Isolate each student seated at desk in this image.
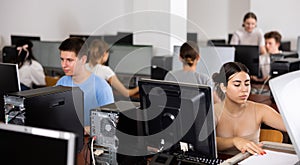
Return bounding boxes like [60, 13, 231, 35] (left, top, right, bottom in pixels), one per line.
[164, 41, 221, 103]
[85, 39, 139, 97]
[56, 37, 114, 134]
[230, 12, 267, 55]
[253, 31, 283, 82]
[15, 39, 46, 90]
[212, 62, 286, 155]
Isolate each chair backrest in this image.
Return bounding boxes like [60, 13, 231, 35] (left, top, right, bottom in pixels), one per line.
[260, 129, 283, 143]
[45, 76, 59, 86]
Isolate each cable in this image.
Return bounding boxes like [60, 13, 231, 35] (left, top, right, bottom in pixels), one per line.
[258, 76, 271, 95]
[91, 136, 96, 165]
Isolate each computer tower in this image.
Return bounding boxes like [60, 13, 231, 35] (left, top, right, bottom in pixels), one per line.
[271, 58, 300, 78]
[151, 56, 173, 80]
[90, 101, 146, 164]
[4, 86, 84, 152]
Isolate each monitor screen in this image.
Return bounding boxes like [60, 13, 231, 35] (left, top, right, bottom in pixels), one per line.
[2, 46, 18, 63]
[139, 79, 217, 158]
[0, 123, 76, 165]
[233, 45, 260, 77]
[0, 63, 20, 121]
[5, 86, 84, 152]
[11, 35, 40, 46]
[214, 44, 260, 77]
[31, 41, 64, 76]
[108, 45, 153, 76]
[187, 33, 198, 43]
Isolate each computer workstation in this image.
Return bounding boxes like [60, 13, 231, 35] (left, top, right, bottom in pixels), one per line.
[90, 78, 223, 164]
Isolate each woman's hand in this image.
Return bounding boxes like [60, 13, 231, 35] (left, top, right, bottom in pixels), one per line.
[233, 137, 266, 155]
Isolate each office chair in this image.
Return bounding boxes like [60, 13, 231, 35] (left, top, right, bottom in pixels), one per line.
[45, 76, 60, 86]
[260, 129, 283, 143]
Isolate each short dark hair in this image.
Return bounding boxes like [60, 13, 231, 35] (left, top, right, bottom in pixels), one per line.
[59, 37, 88, 58]
[212, 62, 250, 100]
[264, 31, 282, 44]
[179, 41, 199, 67]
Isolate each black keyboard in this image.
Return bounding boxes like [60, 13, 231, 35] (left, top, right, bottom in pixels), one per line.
[173, 152, 224, 165]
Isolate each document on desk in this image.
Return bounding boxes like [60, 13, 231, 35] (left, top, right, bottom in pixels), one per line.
[238, 149, 299, 165]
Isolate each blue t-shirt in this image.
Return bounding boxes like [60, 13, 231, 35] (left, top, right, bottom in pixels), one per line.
[56, 73, 114, 126]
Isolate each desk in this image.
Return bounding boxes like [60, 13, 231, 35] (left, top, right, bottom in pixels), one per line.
[77, 136, 90, 165]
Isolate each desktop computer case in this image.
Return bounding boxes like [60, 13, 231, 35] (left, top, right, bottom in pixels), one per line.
[271, 58, 300, 78]
[4, 86, 84, 151]
[90, 101, 142, 165]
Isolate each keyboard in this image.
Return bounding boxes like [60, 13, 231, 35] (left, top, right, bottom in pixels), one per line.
[173, 152, 224, 165]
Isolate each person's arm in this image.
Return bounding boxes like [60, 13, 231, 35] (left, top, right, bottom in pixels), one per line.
[230, 32, 239, 45]
[30, 61, 46, 86]
[217, 136, 265, 155]
[258, 103, 286, 132]
[109, 75, 139, 97]
[259, 45, 267, 55]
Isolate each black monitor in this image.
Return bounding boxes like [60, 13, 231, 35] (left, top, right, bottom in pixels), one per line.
[139, 79, 217, 158]
[187, 33, 198, 43]
[214, 44, 260, 77]
[117, 32, 133, 45]
[11, 35, 40, 46]
[2, 46, 18, 63]
[69, 34, 103, 47]
[0, 123, 76, 165]
[0, 63, 20, 121]
[5, 86, 84, 152]
[233, 45, 260, 77]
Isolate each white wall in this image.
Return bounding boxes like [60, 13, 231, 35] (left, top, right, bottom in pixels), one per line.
[251, 0, 300, 50]
[1, 0, 300, 50]
[0, 0, 132, 48]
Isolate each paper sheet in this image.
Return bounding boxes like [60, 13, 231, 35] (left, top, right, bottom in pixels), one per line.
[238, 149, 299, 165]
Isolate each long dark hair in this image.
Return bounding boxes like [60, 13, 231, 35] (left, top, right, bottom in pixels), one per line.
[212, 62, 250, 100]
[16, 39, 36, 68]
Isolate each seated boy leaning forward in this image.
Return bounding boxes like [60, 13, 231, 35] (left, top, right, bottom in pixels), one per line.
[56, 37, 114, 134]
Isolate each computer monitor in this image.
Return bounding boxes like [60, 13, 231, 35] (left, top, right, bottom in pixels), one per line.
[2, 46, 18, 63]
[0, 123, 76, 165]
[117, 32, 133, 45]
[214, 45, 260, 77]
[31, 40, 64, 76]
[69, 34, 103, 47]
[108, 45, 153, 76]
[269, 70, 300, 162]
[233, 45, 260, 77]
[187, 33, 198, 43]
[5, 86, 84, 152]
[172, 45, 235, 77]
[139, 79, 217, 158]
[11, 35, 40, 46]
[0, 63, 20, 121]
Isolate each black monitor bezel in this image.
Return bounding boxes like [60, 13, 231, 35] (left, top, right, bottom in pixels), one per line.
[138, 78, 217, 158]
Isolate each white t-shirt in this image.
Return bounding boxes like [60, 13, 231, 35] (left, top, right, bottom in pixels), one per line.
[19, 60, 46, 88]
[85, 63, 115, 81]
[230, 27, 265, 46]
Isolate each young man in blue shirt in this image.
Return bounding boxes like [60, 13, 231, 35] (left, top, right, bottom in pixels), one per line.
[56, 37, 114, 133]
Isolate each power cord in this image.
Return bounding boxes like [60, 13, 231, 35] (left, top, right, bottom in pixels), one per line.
[258, 76, 271, 95]
[91, 136, 96, 165]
